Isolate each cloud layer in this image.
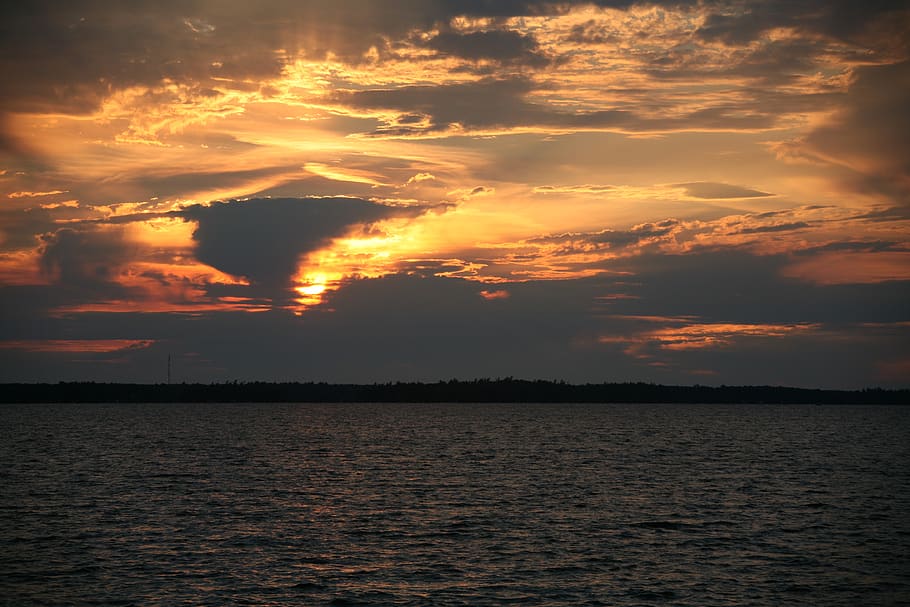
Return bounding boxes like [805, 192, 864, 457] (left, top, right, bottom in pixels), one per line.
[1, 0, 908, 387]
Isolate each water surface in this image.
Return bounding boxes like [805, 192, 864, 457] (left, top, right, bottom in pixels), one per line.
[2, 403, 908, 605]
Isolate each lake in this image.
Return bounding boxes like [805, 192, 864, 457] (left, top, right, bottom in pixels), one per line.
[1, 402, 908, 606]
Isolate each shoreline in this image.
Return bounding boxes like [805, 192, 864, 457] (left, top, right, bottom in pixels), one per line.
[2, 380, 907, 405]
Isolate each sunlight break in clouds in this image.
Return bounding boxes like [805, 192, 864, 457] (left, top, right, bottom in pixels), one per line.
[0, 1, 908, 386]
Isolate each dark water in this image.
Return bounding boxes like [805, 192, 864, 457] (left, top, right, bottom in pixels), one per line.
[1, 403, 909, 606]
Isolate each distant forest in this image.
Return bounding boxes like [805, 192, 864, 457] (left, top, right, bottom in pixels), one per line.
[1, 379, 907, 404]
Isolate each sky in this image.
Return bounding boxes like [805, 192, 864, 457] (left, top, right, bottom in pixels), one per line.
[1, 1, 908, 388]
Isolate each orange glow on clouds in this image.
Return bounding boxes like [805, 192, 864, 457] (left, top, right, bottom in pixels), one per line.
[643, 323, 819, 351]
[8, 190, 66, 198]
[303, 163, 389, 187]
[601, 320, 820, 360]
[291, 231, 406, 309]
[479, 289, 510, 300]
[782, 252, 910, 285]
[294, 272, 336, 308]
[0, 340, 154, 353]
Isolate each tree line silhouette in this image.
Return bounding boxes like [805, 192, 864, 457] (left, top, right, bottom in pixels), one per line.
[1, 379, 907, 404]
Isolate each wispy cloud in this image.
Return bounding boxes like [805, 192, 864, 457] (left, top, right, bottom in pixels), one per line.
[8, 190, 67, 198]
[0, 339, 153, 353]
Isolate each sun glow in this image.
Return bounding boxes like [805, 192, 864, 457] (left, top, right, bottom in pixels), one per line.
[290, 224, 430, 309]
[296, 278, 328, 297]
[293, 271, 339, 309]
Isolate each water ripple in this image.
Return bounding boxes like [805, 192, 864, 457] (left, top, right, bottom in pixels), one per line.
[1, 402, 909, 606]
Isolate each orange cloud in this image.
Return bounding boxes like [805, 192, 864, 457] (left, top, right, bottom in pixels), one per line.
[0, 339, 154, 353]
[782, 251, 910, 285]
[40, 200, 80, 210]
[0, 250, 47, 285]
[304, 163, 390, 186]
[8, 190, 67, 198]
[644, 323, 818, 350]
[601, 320, 820, 358]
[479, 289, 510, 300]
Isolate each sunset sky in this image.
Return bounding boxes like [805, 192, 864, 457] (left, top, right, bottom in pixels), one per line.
[1, 1, 908, 387]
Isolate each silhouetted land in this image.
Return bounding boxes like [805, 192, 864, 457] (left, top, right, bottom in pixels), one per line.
[1, 380, 907, 404]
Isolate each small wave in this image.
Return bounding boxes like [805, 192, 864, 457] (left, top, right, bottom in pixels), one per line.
[290, 580, 324, 591]
[629, 520, 692, 530]
[328, 596, 386, 607]
[626, 588, 678, 600]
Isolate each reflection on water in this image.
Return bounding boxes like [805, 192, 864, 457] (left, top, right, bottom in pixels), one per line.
[1, 403, 909, 606]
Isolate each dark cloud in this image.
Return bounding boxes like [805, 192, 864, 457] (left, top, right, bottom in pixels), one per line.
[181, 197, 429, 292]
[795, 240, 905, 255]
[1, 0, 574, 116]
[531, 219, 681, 253]
[801, 61, 910, 206]
[677, 182, 773, 199]
[734, 222, 809, 235]
[14, 195, 438, 304]
[335, 78, 539, 134]
[609, 250, 910, 325]
[39, 227, 130, 288]
[0, 206, 61, 252]
[697, 0, 909, 46]
[33, 227, 141, 307]
[730, 40, 835, 85]
[569, 4, 907, 91]
[0, 2, 406, 120]
[567, 20, 620, 45]
[127, 165, 301, 203]
[335, 77, 775, 136]
[421, 29, 552, 67]
[2, 259, 908, 387]
[853, 206, 910, 223]
[1, 2, 268, 114]
[2, 0, 903, 118]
